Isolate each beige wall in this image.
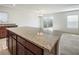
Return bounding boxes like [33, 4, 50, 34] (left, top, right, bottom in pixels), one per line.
[0, 5, 62, 27]
[0, 5, 41, 27]
[0, 4, 77, 28]
[0, 5, 50, 27]
[0, 5, 79, 34]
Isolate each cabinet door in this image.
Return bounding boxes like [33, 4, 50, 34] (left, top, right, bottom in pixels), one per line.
[17, 42, 26, 55]
[7, 31, 17, 55]
[17, 42, 33, 55]
[0, 28, 6, 38]
[6, 30, 9, 53]
[8, 36, 13, 54]
[12, 39, 16, 55]
[6, 31, 9, 50]
[17, 36, 43, 55]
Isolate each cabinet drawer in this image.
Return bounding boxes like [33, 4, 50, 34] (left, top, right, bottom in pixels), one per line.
[17, 36, 43, 55]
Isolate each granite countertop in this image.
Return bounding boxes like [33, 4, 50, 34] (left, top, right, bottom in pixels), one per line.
[0, 24, 17, 27]
[7, 27, 62, 52]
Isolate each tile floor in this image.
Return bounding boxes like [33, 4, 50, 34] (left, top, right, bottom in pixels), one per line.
[0, 38, 10, 55]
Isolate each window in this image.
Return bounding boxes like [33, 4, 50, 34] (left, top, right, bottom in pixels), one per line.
[43, 17, 53, 28]
[67, 15, 78, 29]
[0, 12, 8, 23]
[43, 16, 53, 28]
[39, 16, 53, 32]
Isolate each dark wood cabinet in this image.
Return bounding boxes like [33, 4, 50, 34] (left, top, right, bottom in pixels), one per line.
[17, 36, 43, 55]
[17, 42, 33, 55]
[12, 38, 16, 55]
[8, 36, 13, 54]
[0, 24, 17, 38]
[17, 42, 25, 55]
[7, 31, 43, 55]
[0, 27, 7, 38]
[7, 31, 17, 54]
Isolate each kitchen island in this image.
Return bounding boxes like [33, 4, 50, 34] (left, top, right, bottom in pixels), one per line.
[7, 27, 62, 55]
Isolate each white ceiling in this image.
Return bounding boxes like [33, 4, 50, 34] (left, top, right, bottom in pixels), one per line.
[0, 4, 79, 14]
